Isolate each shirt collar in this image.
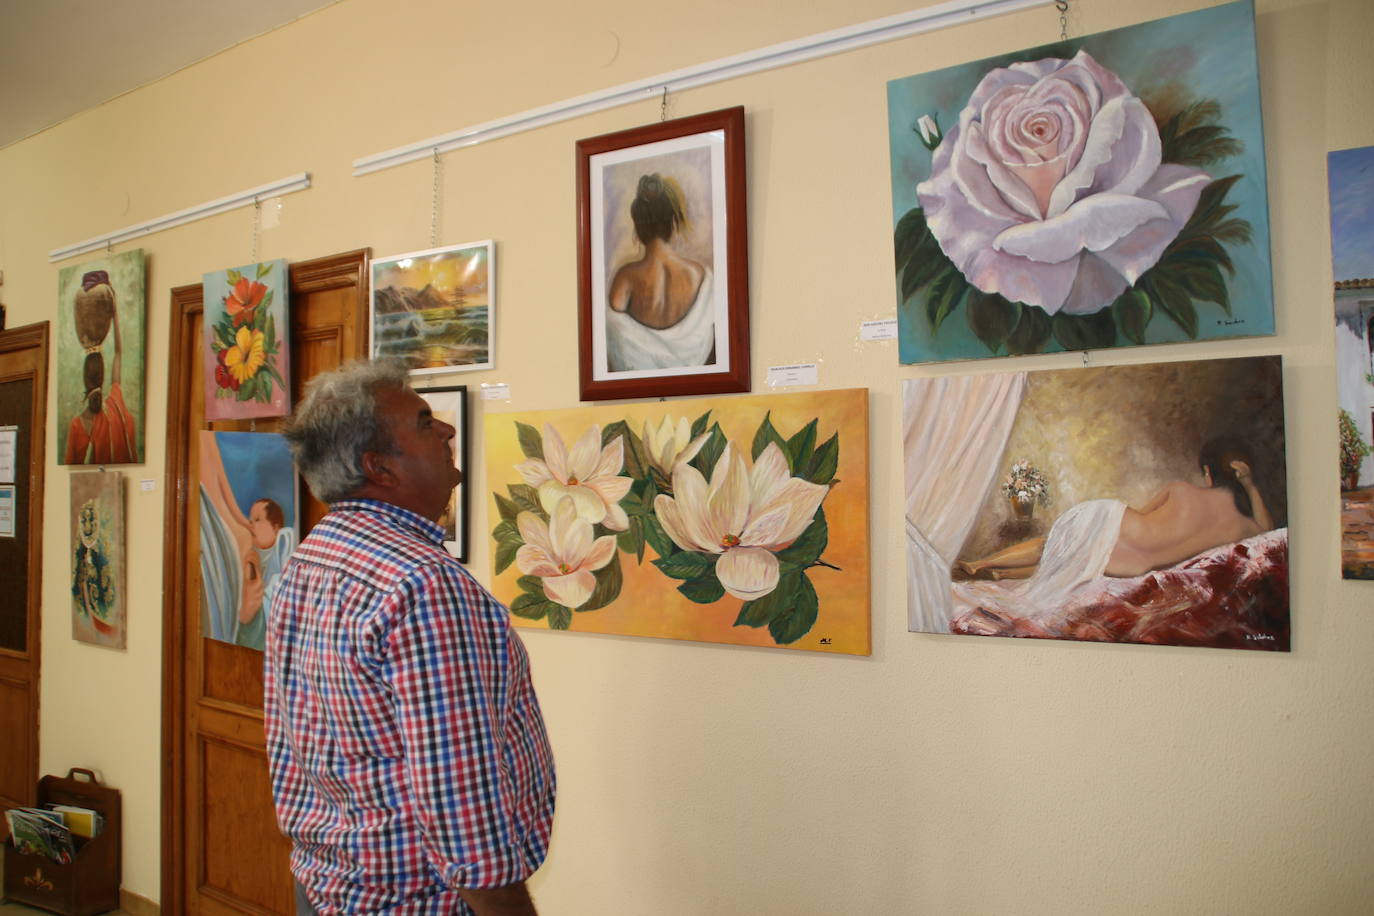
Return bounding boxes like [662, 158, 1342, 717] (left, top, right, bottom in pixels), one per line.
[329, 499, 446, 546]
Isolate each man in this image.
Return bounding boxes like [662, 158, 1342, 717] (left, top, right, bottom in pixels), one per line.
[265, 359, 555, 915]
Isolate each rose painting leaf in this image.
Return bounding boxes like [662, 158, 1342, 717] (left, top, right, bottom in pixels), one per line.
[888, 0, 1273, 363]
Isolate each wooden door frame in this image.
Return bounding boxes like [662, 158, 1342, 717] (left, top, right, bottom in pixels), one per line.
[0, 321, 49, 815]
[160, 251, 368, 913]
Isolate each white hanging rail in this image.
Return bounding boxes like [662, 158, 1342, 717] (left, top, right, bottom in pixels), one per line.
[352, 0, 1050, 177]
[48, 172, 312, 263]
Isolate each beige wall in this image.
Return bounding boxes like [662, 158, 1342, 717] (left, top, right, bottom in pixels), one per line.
[2, 0, 1372, 911]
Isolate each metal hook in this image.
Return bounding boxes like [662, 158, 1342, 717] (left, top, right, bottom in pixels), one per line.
[1082, 351, 1090, 368]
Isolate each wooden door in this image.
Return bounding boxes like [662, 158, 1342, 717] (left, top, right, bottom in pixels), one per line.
[160, 251, 367, 914]
[0, 323, 47, 823]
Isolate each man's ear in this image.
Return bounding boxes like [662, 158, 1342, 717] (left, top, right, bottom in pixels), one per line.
[360, 450, 397, 488]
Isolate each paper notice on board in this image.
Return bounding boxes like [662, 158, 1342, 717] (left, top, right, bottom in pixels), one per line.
[0, 485, 14, 537]
[0, 426, 16, 484]
[766, 363, 819, 388]
[859, 319, 898, 341]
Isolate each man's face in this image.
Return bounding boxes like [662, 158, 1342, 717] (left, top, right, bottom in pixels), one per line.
[373, 386, 461, 521]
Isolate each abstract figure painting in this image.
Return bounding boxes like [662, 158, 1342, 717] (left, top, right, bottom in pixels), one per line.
[57, 249, 145, 465]
[888, 0, 1274, 363]
[904, 355, 1289, 651]
[203, 258, 290, 420]
[486, 389, 869, 653]
[415, 384, 469, 562]
[577, 107, 749, 400]
[1328, 145, 1374, 579]
[199, 431, 298, 650]
[370, 242, 493, 374]
[70, 471, 125, 649]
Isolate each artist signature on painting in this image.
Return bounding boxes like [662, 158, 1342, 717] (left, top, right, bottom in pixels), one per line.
[1216, 318, 1247, 327]
[1246, 633, 1276, 641]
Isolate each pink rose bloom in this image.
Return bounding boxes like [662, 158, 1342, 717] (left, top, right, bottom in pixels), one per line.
[917, 51, 1211, 316]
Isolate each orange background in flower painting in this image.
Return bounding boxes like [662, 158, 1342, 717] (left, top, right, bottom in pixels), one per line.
[484, 388, 870, 654]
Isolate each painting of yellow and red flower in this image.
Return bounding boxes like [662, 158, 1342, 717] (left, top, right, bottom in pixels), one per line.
[888, 0, 1273, 363]
[202, 258, 290, 420]
[486, 389, 870, 654]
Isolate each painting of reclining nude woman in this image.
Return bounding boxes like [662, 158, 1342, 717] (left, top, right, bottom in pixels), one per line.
[903, 355, 1288, 651]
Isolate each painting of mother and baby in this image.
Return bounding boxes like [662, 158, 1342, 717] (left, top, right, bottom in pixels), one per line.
[904, 356, 1289, 651]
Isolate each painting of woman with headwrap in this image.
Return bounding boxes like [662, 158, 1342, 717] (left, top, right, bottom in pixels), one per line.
[57, 249, 146, 465]
[577, 107, 750, 401]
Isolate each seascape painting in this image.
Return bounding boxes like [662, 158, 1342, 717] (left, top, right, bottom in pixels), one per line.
[57, 248, 146, 465]
[888, 0, 1274, 364]
[486, 388, 869, 654]
[370, 241, 493, 373]
[70, 471, 125, 648]
[1328, 145, 1374, 579]
[203, 258, 290, 420]
[904, 355, 1289, 650]
[199, 431, 298, 651]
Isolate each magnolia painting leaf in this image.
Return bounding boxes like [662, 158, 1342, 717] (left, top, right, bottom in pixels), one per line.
[678, 575, 725, 604]
[785, 419, 818, 476]
[546, 605, 573, 630]
[734, 570, 802, 628]
[515, 422, 544, 460]
[768, 572, 819, 645]
[751, 412, 787, 461]
[509, 593, 554, 621]
[581, 553, 623, 611]
[652, 550, 715, 581]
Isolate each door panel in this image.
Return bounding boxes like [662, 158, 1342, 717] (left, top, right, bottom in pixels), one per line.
[0, 323, 48, 822]
[161, 251, 368, 914]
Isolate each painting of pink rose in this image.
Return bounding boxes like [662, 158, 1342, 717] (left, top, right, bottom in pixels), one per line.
[888, 0, 1273, 362]
[486, 389, 870, 654]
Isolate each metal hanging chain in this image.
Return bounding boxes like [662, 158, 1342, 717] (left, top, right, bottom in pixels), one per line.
[661, 85, 669, 121]
[251, 196, 261, 263]
[1057, 0, 1069, 41]
[431, 148, 442, 249]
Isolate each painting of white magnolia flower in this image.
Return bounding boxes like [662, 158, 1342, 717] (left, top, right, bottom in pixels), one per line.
[486, 389, 870, 654]
[887, 0, 1273, 363]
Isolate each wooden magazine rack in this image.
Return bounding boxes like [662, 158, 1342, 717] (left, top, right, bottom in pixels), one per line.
[3, 768, 121, 916]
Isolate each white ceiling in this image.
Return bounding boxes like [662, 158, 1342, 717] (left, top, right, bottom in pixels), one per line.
[0, 0, 340, 150]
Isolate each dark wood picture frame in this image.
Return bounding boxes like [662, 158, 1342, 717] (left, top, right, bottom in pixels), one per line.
[413, 383, 470, 562]
[577, 106, 749, 401]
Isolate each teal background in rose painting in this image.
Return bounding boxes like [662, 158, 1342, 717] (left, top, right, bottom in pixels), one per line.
[887, 0, 1274, 364]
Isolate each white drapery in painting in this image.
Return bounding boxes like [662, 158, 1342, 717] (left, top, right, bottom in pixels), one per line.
[903, 372, 1026, 633]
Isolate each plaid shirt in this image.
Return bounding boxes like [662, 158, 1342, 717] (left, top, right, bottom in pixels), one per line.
[264, 499, 556, 914]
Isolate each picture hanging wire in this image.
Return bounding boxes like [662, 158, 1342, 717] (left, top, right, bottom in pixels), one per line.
[431, 148, 442, 248]
[660, 86, 669, 121]
[251, 196, 261, 263]
[1082, 350, 1090, 367]
[1056, 0, 1069, 41]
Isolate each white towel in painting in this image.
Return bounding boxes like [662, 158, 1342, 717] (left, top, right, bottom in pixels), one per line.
[606, 268, 715, 371]
[954, 498, 1127, 621]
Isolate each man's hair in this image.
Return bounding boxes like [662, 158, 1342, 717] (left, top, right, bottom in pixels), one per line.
[282, 358, 410, 504]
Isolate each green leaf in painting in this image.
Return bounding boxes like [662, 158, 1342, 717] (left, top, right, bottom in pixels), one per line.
[494, 493, 519, 523]
[678, 575, 726, 604]
[517, 575, 548, 599]
[966, 290, 1020, 354]
[1113, 288, 1153, 346]
[1144, 272, 1199, 338]
[263, 355, 286, 389]
[785, 419, 818, 476]
[768, 572, 819, 645]
[616, 516, 646, 564]
[492, 518, 520, 545]
[259, 287, 275, 313]
[751, 412, 787, 461]
[515, 422, 544, 460]
[641, 514, 678, 560]
[690, 424, 727, 479]
[774, 509, 828, 568]
[509, 593, 553, 621]
[734, 570, 802, 628]
[547, 605, 573, 630]
[893, 208, 929, 279]
[581, 552, 623, 611]
[494, 538, 520, 575]
[507, 483, 542, 516]
[226, 268, 243, 285]
[925, 266, 969, 331]
[652, 550, 715, 581]
[256, 262, 272, 279]
[1178, 259, 1230, 314]
[1051, 309, 1118, 351]
[689, 410, 712, 439]
[1005, 304, 1053, 355]
[802, 434, 839, 485]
